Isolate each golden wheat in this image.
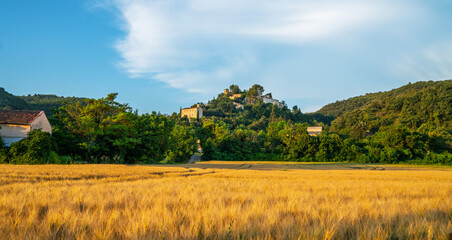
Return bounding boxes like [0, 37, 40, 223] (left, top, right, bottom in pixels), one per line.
[0, 163, 451, 239]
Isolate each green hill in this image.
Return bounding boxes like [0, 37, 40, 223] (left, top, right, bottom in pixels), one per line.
[0, 88, 87, 116]
[0, 88, 31, 110]
[18, 94, 87, 115]
[316, 92, 384, 118]
[325, 80, 452, 138]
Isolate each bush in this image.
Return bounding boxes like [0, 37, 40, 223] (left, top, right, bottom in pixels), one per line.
[0, 147, 9, 163]
[422, 152, 452, 165]
[9, 130, 55, 164]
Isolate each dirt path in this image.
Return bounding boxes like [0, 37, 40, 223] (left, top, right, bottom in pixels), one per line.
[164, 161, 451, 171]
[188, 154, 201, 164]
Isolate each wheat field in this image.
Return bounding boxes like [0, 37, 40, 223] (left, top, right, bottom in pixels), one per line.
[0, 163, 451, 239]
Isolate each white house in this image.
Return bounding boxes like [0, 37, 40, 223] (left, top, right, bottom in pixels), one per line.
[0, 110, 52, 146]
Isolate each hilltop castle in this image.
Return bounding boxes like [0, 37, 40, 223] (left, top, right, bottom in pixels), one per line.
[225, 88, 284, 108]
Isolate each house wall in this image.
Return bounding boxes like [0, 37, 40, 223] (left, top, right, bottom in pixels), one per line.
[262, 98, 283, 108]
[197, 107, 203, 118]
[262, 97, 273, 104]
[181, 108, 196, 119]
[181, 107, 203, 119]
[229, 94, 242, 100]
[0, 124, 30, 146]
[307, 127, 322, 136]
[0, 124, 30, 138]
[30, 113, 52, 134]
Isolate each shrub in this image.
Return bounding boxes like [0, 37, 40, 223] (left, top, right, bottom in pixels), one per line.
[9, 130, 55, 164]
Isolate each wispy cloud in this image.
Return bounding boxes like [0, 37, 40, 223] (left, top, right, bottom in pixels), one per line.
[395, 42, 452, 81]
[154, 52, 256, 94]
[103, 0, 418, 94]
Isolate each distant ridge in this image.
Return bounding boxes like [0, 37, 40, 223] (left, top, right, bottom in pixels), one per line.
[0, 88, 87, 116]
[315, 91, 384, 118]
[18, 94, 87, 115]
[0, 87, 31, 110]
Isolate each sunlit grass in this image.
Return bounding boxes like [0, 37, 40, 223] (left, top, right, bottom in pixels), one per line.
[0, 164, 451, 239]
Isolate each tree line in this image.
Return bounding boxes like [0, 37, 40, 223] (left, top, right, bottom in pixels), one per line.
[0, 87, 87, 115]
[0, 81, 451, 164]
[196, 119, 450, 164]
[0, 93, 196, 164]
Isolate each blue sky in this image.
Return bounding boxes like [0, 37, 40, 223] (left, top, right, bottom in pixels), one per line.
[1, 0, 452, 114]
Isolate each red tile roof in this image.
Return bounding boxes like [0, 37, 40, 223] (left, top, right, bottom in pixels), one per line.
[0, 110, 44, 125]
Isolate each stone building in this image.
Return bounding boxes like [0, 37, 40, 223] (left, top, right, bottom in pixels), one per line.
[229, 94, 242, 100]
[262, 94, 284, 108]
[180, 105, 203, 119]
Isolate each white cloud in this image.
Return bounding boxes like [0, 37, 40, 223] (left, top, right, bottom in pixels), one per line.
[154, 52, 256, 94]
[395, 42, 452, 81]
[235, 2, 397, 43]
[104, 0, 417, 93]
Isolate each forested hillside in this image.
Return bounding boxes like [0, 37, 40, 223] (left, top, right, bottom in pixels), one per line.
[0, 88, 86, 115]
[18, 94, 87, 115]
[328, 80, 452, 139]
[316, 92, 383, 117]
[0, 88, 30, 110]
[186, 82, 450, 164]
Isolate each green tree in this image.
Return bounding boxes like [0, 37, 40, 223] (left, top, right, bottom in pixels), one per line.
[229, 84, 241, 94]
[246, 84, 264, 102]
[164, 125, 196, 163]
[0, 128, 8, 163]
[315, 133, 344, 162]
[136, 112, 174, 163]
[52, 93, 137, 163]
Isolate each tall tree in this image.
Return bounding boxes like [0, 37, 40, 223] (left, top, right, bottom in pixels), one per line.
[229, 84, 241, 94]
